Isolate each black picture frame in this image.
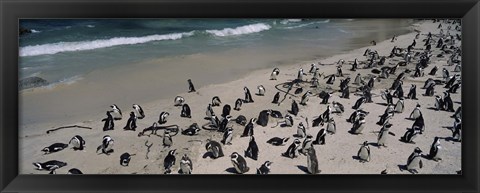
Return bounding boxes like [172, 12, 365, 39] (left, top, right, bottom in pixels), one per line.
[1, 0, 479, 192]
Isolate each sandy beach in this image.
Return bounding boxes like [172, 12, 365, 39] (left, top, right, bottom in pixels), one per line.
[19, 19, 461, 174]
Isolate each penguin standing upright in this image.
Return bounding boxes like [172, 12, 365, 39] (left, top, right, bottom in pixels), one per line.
[350, 116, 366, 134]
[222, 104, 231, 117]
[300, 91, 313, 106]
[407, 84, 417, 100]
[443, 92, 455, 112]
[354, 73, 362, 85]
[110, 104, 122, 120]
[231, 152, 249, 174]
[241, 118, 256, 137]
[434, 95, 444, 111]
[257, 85, 266, 96]
[179, 154, 193, 174]
[102, 111, 115, 131]
[132, 104, 145, 119]
[181, 104, 192, 118]
[377, 124, 392, 148]
[296, 122, 306, 138]
[297, 68, 306, 82]
[291, 99, 299, 116]
[96, 135, 114, 155]
[187, 79, 196, 92]
[222, 127, 234, 145]
[352, 97, 367, 109]
[245, 136, 259, 160]
[325, 74, 336, 85]
[270, 68, 280, 80]
[163, 130, 173, 147]
[300, 135, 314, 154]
[357, 141, 371, 163]
[309, 63, 317, 73]
[429, 66, 438, 76]
[326, 118, 336, 134]
[313, 128, 327, 145]
[205, 139, 224, 159]
[341, 85, 350, 99]
[395, 98, 405, 113]
[409, 104, 422, 119]
[212, 96, 222, 107]
[234, 98, 243, 111]
[412, 114, 426, 134]
[427, 137, 442, 161]
[164, 149, 177, 174]
[244, 87, 254, 103]
[272, 92, 280, 104]
[256, 110, 270, 127]
[123, 112, 137, 131]
[306, 148, 320, 174]
[405, 147, 423, 174]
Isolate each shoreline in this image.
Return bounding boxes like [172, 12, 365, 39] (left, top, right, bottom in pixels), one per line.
[20, 19, 462, 174]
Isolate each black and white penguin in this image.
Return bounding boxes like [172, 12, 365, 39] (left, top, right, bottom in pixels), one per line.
[313, 128, 326, 145]
[350, 116, 366, 134]
[245, 136, 259, 160]
[212, 96, 222, 107]
[181, 104, 192, 118]
[179, 154, 193, 174]
[325, 74, 336, 85]
[445, 74, 459, 88]
[347, 109, 369, 123]
[269, 109, 283, 119]
[235, 115, 247, 126]
[270, 68, 280, 80]
[256, 110, 270, 127]
[405, 147, 423, 174]
[296, 122, 306, 138]
[337, 65, 343, 77]
[297, 68, 307, 82]
[429, 66, 438, 76]
[33, 160, 67, 171]
[181, 123, 201, 136]
[309, 63, 317, 73]
[291, 99, 299, 116]
[282, 139, 301, 158]
[395, 98, 405, 113]
[434, 95, 444, 111]
[357, 141, 371, 163]
[163, 130, 173, 147]
[174, 96, 185, 106]
[158, 111, 170, 124]
[300, 90, 313, 106]
[102, 111, 115, 131]
[272, 92, 280, 104]
[218, 115, 232, 133]
[222, 104, 231, 118]
[448, 82, 460, 93]
[257, 85, 266, 96]
[69, 135, 86, 150]
[409, 104, 422, 119]
[257, 161, 273, 174]
[319, 91, 332, 104]
[394, 84, 404, 98]
[120, 152, 134, 166]
[234, 98, 243, 111]
[244, 87, 254, 103]
[341, 85, 350, 99]
[164, 149, 177, 174]
[454, 63, 461, 72]
[354, 73, 362, 85]
[187, 79, 196, 92]
[427, 137, 442, 161]
[443, 92, 455, 112]
[133, 104, 145, 119]
[442, 68, 450, 82]
[96, 135, 114, 155]
[267, 137, 289, 146]
[452, 117, 462, 142]
[326, 118, 336, 134]
[222, 127, 234, 145]
[240, 118, 257, 137]
[109, 104, 122, 120]
[231, 152, 249, 174]
[206, 104, 215, 118]
[400, 128, 420, 144]
[42, 143, 68, 154]
[407, 84, 417, 100]
[123, 112, 137, 131]
[205, 139, 224, 159]
[377, 111, 394, 126]
[352, 97, 367, 109]
[68, 168, 83, 174]
[367, 77, 376, 89]
[351, 58, 358, 71]
[377, 123, 393, 148]
[306, 148, 320, 174]
[412, 114, 425, 134]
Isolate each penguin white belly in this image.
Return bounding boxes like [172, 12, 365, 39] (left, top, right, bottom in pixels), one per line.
[71, 139, 80, 148]
[359, 147, 369, 161]
[233, 161, 242, 173]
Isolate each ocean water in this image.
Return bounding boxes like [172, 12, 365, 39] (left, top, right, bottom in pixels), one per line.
[19, 19, 414, 86]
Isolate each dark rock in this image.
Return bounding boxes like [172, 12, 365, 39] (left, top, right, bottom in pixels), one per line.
[19, 27, 32, 36]
[19, 77, 49, 90]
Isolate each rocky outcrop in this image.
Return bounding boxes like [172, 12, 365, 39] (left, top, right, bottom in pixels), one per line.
[19, 27, 32, 36]
[19, 77, 49, 90]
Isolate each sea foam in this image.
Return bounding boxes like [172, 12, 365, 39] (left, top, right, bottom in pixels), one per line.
[206, 23, 271, 37]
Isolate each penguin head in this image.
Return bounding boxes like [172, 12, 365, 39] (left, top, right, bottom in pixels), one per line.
[414, 147, 422, 153]
[168, 149, 177, 156]
[41, 147, 50, 154]
[33, 162, 43, 170]
[249, 135, 256, 142]
[251, 118, 257, 124]
[230, 152, 239, 159]
[294, 139, 301, 145]
[264, 161, 273, 168]
[363, 141, 369, 146]
[282, 137, 290, 143]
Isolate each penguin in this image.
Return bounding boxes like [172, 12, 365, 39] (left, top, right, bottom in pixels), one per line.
[405, 147, 423, 174]
[291, 99, 299, 116]
[272, 92, 280, 104]
[102, 111, 115, 131]
[282, 114, 294, 127]
[222, 104, 231, 118]
[96, 135, 114, 155]
[434, 95, 444, 111]
[120, 152, 133, 166]
[244, 87, 254, 103]
[443, 92, 455, 112]
[442, 68, 450, 81]
[240, 118, 257, 137]
[448, 82, 460, 93]
[212, 96, 222, 107]
[67, 168, 83, 174]
[300, 90, 313, 106]
[187, 79, 196, 92]
[357, 141, 371, 163]
[407, 84, 417, 100]
[297, 68, 306, 82]
[163, 130, 173, 147]
[341, 85, 350, 99]
[452, 118, 462, 142]
[429, 66, 438, 76]
[181, 123, 201, 136]
[347, 109, 369, 123]
[179, 154, 193, 174]
[268, 109, 283, 119]
[454, 63, 461, 72]
[174, 96, 185, 106]
[331, 101, 343, 113]
[337, 65, 344, 77]
[245, 136, 259, 160]
[351, 58, 358, 71]
[296, 122, 306, 138]
[313, 128, 326, 145]
[205, 139, 224, 159]
[234, 98, 243, 111]
[218, 115, 232, 133]
[257, 85, 266, 96]
[282, 139, 301, 158]
[69, 135, 86, 150]
[451, 106, 462, 119]
[427, 137, 442, 161]
[306, 148, 320, 174]
[423, 78, 435, 89]
[309, 63, 317, 73]
[267, 137, 289, 146]
[164, 149, 177, 174]
[42, 143, 69, 154]
[384, 90, 393, 105]
[350, 116, 366, 134]
[377, 123, 392, 148]
[256, 110, 270, 127]
[445, 74, 458, 88]
[181, 104, 192, 118]
[326, 118, 336, 134]
[109, 104, 122, 120]
[132, 104, 145, 119]
[325, 74, 336, 85]
[270, 68, 280, 80]
[409, 104, 422, 119]
[400, 128, 420, 144]
[352, 97, 366, 109]
[257, 161, 273, 174]
[367, 77, 376, 88]
[206, 104, 215, 118]
[158, 111, 170, 124]
[319, 91, 332, 104]
[354, 73, 362, 85]
[412, 114, 425, 134]
[231, 152, 249, 174]
[33, 160, 67, 171]
[395, 98, 405, 113]
[377, 111, 394, 126]
[123, 112, 137, 131]
[235, 115, 247, 126]
[221, 127, 234, 145]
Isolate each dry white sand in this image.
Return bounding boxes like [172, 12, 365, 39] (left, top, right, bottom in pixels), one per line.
[20, 20, 461, 174]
